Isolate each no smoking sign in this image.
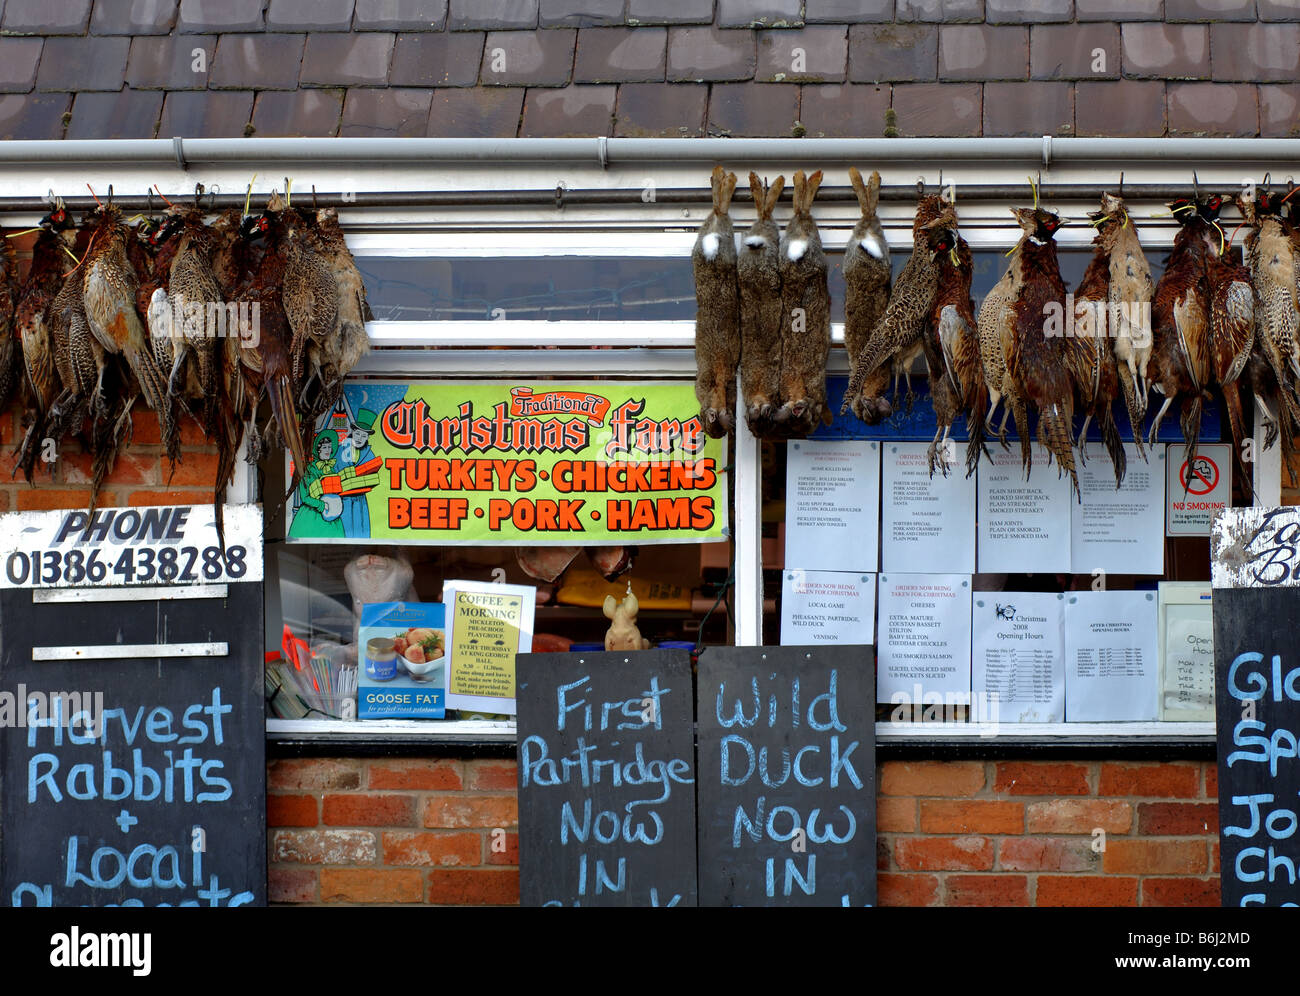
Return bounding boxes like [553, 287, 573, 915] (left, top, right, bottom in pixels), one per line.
[1166, 444, 1230, 536]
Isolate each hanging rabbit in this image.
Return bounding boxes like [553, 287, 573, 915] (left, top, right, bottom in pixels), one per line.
[692, 166, 740, 439]
[776, 169, 832, 437]
[738, 172, 785, 438]
[842, 167, 894, 426]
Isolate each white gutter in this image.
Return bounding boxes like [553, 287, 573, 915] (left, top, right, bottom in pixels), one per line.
[0, 137, 1296, 168]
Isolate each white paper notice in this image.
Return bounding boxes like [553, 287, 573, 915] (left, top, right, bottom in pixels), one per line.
[1072, 444, 1165, 575]
[780, 570, 876, 646]
[785, 439, 881, 572]
[876, 573, 972, 704]
[1159, 583, 1214, 721]
[881, 442, 976, 573]
[971, 591, 1065, 723]
[977, 443, 1072, 574]
[1063, 590, 1159, 721]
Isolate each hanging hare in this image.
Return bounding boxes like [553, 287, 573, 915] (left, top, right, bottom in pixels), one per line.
[738, 172, 785, 437]
[692, 165, 740, 438]
[843, 167, 894, 425]
[776, 169, 832, 436]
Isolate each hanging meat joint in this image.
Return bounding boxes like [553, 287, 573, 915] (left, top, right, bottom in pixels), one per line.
[692, 166, 740, 439]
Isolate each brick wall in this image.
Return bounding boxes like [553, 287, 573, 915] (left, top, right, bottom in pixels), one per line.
[266, 755, 1220, 906]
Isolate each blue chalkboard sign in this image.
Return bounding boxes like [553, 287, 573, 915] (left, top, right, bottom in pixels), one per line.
[695, 645, 877, 907]
[516, 649, 697, 907]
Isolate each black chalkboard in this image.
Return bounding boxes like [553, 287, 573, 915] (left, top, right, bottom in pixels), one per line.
[1, 584, 266, 907]
[516, 649, 697, 907]
[1213, 587, 1300, 907]
[696, 645, 876, 907]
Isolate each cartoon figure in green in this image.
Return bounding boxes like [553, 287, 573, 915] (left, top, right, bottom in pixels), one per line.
[288, 431, 346, 539]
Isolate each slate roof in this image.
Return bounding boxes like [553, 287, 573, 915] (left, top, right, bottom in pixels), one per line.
[0, 0, 1296, 141]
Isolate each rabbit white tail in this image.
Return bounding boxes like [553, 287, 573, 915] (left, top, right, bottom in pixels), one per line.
[860, 234, 885, 259]
[745, 234, 768, 249]
[786, 239, 807, 261]
[701, 233, 720, 259]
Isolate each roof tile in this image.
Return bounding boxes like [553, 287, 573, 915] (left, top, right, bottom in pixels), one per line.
[1259, 0, 1300, 20]
[756, 26, 847, 83]
[66, 88, 163, 138]
[985, 0, 1072, 22]
[211, 33, 305, 90]
[481, 28, 575, 85]
[848, 24, 938, 83]
[1167, 81, 1258, 136]
[717, 0, 803, 28]
[667, 26, 756, 82]
[1032, 22, 1119, 79]
[575, 27, 666, 83]
[448, 0, 538, 30]
[353, 0, 448, 29]
[158, 88, 254, 135]
[521, 83, 614, 135]
[252, 88, 344, 135]
[1075, 79, 1166, 136]
[891, 81, 982, 135]
[36, 36, 132, 91]
[539, 0, 623, 28]
[1212, 22, 1300, 81]
[938, 24, 1028, 81]
[177, 0, 266, 32]
[2, 0, 92, 34]
[1259, 83, 1300, 137]
[127, 34, 215, 89]
[805, 0, 892, 21]
[300, 31, 395, 86]
[0, 92, 72, 139]
[391, 30, 483, 86]
[268, 0, 355, 31]
[613, 81, 705, 135]
[1122, 23, 1210, 80]
[894, 0, 984, 22]
[427, 85, 523, 135]
[342, 86, 433, 134]
[1166, 0, 1256, 21]
[626, 0, 711, 25]
[1074, 0, 1161, 18]
[799, 81, 890, 136]
[984, 79, 1072, 135]
[708, 80, 799, 136]
[0, 38, 45, 92]
[90, 0, 180, 35]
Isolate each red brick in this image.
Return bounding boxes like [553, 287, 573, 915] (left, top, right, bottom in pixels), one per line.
[369, 759, 463, 790]
[878, 796, 916, 833]
[878, 872, 938, 907]
[268, 794, 319, 827]
[1211, 839, 1219, 874]
[946, 874, 1029, 906]
[1098, 763, 1199, 798]
[127, 488, 217, 507]
[426, 869, 520, 905]
[59, 448, 160, 486]
[1026, 799, 1132, 834]
[424, 794, 518, 829]
[880, 761, 985, 796]
[320, 868, 424, 903]
[999, 837, 1099, 872]
[894, 836, 994, 871]
[382, 831, 482, 867]
[1103, 839, 1207, 875]
[268, 759, 363, 791]
[272, 829, 377, 865]
[1137, 802, 1217, 835]
[268, 866, 318, 903]
[994, 762, 1091, 796]
[486, 829, 519, 865]
[1204, 763, 1218, 798]
[322, 794, 416, 827]
[16, 487, 112, 511]
[1142, 877, 1220, 907]
[129, 408, 208, 446]
[165, 450, 221, 487]
[920, 800, 1024, 834]
[464, 760, 518, 791]
[1037, 875, 1139, 907]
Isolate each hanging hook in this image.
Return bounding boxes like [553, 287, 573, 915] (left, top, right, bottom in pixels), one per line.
[146, 187, 155, 218]
[915, 176, 925, 197]
[1117, 171, 1124, 199]
[311, 184, 319, 211]
[106, 184, 113, 208]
